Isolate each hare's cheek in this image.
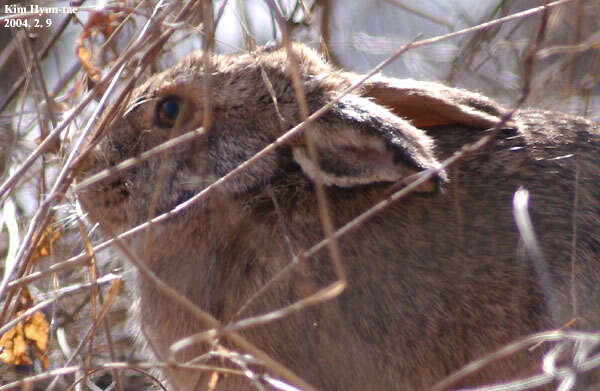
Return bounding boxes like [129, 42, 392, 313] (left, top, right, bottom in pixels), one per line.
[204, 122, 282, 194]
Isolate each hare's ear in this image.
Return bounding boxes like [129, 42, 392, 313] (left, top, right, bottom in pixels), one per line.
[291, 94, 444, 193]
[359, 77, 507, 128]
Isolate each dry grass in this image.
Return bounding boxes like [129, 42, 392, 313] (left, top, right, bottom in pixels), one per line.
[0, 0, 599, 390]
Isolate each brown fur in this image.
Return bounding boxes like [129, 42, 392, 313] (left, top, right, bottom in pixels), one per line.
[77, 43, 600, 390]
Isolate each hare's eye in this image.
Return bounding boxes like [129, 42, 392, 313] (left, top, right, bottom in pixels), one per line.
[156, 98, 180, 128]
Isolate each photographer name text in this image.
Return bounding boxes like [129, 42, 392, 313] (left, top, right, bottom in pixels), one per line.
[4, 4, 78, 16]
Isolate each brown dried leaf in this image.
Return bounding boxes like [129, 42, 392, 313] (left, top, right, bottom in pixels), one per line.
[0, 322, 30, 366]
[33, 221, 61, 261]
[23, 312, 49, 353]
[0, 311, 49, 368]
[15, 287, 34, 312]
[0, 289, 50, 368]
[75, 10, 120, 83]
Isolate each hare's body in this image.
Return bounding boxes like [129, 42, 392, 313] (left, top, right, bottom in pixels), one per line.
[78, 44, 600, 390]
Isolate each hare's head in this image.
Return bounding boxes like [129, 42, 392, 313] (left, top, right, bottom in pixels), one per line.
[77, 43, 506, 230]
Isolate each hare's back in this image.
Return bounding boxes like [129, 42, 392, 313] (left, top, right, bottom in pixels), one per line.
[427, 109, 600, 329]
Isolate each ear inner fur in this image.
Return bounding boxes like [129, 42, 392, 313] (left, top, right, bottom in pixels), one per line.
[358, 77, 509, 129]
[290, 94, 444, 192]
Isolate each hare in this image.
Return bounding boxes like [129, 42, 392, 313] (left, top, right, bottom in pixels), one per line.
[76, 43, 600, 390]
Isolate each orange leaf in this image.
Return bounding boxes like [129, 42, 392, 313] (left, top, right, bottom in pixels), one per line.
[0, 321, 30, 366]
[0, 289, 50, 368]
[23, 312, 49, 352]
[75, 10, 121, 83]
[33, 221, 61, 261]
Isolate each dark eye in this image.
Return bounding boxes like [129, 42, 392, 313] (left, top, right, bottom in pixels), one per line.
[156, 98, 180, 128]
